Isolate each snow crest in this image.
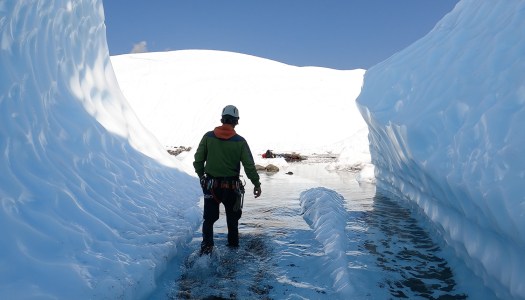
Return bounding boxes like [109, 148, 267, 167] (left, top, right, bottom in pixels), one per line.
[300, 188, 353, 297]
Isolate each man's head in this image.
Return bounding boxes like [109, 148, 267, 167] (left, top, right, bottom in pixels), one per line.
[221, 105, 239, 126]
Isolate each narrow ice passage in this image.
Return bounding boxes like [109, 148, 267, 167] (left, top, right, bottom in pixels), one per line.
[148, 161, 477, 299]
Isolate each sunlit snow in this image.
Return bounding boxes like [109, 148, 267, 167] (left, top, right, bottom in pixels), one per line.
[109, 49, 367, 157]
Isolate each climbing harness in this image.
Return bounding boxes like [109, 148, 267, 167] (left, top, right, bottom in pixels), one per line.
[202, 175, 246, 211]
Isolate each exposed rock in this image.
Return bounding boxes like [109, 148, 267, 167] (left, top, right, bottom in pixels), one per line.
[255, 164, 280, 172]
[255, 164, 267, 171]
[166, 146, 192, 156]
[281, 152, 306, 162]
[265, 164, 279, 172]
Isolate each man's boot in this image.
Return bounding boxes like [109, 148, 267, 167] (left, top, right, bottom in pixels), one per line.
[200, 241, 213, 256]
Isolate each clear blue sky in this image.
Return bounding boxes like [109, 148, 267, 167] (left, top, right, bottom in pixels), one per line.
[103, 0, 459, 70]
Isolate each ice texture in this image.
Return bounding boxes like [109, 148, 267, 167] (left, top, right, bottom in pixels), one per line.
[357, 1, 525, 298]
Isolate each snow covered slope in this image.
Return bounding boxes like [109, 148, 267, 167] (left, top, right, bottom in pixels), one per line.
[110, 50, 366, 155]
[357, 1, 525, 299]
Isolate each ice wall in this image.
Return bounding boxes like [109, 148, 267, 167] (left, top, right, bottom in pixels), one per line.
[0, 0, 200, 298]
[357, 1, 525, 299]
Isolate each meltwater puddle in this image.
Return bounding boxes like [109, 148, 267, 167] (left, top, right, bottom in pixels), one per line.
[346, 194, 468, 299]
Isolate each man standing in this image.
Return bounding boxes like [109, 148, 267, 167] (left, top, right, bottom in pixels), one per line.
[193, 105, 262, 255]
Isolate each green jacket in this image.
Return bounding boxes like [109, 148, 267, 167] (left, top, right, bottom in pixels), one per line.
[193, 125, 261, 188]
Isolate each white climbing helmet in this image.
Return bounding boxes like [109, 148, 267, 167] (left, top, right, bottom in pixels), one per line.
[221, 105, 239, 118]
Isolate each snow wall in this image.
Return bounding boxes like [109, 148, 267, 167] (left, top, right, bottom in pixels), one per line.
[356, 1, 525, 299]
[0, 0, 201, 298]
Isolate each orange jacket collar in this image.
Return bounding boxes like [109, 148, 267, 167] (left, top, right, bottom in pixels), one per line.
[213, 124, 236, 139]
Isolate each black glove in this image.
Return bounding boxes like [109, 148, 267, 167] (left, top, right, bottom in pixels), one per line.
[200, 176, 206, 189]
[254, 186, 262, 198]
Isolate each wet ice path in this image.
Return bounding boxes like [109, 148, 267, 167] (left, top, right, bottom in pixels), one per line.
[149, 161, 468, 299]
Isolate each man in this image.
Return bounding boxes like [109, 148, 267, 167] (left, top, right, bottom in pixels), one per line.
[193, 105, 262, 255]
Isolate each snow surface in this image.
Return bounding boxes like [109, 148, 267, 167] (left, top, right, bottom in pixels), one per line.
[110, 49, 367, 157]
[1, 0, 523, 299]
[357, 1, 525, 299]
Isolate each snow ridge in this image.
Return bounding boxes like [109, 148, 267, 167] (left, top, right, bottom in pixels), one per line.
[300, 187, 353, 298]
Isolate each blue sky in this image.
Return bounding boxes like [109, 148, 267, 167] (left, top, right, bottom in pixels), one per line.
[103, 1, 459, 70]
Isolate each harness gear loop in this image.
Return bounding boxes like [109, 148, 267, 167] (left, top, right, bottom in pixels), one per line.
[238, 176, 246, 209]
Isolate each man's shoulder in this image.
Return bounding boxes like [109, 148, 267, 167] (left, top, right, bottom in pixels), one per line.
[205, 131, 246, 142]
[231, 133, 246, 142]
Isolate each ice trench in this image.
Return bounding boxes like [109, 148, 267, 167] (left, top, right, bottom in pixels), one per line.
[0, 0, 512, 299]
[149, 162, 478, 299]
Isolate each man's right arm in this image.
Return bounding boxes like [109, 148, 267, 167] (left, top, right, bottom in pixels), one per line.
[193, 135, 208, 178]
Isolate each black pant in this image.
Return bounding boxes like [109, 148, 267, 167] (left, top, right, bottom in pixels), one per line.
[202, 186, 242, 247]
